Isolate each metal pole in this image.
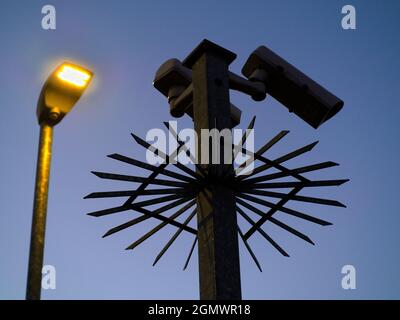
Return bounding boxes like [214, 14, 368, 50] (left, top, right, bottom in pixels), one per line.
[183, 40, 242, 300]
[26, 122, 54, 300]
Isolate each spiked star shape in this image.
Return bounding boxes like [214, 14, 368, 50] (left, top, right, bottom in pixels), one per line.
[85, 117, 348, 271]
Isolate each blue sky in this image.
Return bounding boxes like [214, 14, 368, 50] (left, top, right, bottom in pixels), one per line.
[0, 0, 399, 299]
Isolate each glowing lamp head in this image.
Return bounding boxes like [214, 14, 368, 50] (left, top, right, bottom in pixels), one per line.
[37, 62, 93, 125]
[57, 65, 91, 88]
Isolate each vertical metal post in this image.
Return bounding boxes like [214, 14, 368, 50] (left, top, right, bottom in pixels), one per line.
[26, 123, 54, 300]
[183, 40, 242, 300]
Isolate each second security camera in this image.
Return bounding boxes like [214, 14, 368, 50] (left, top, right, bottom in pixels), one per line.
[242, 46, 344, 129]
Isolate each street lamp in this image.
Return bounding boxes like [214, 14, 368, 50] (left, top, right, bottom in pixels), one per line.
[26, 62, 93, 300]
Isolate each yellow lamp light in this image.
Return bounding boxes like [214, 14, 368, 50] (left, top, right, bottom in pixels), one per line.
[37, 62, 93, 125]
[57, 64, 92, 88]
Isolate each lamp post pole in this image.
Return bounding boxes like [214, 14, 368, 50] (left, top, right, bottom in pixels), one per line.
[26, 120, 55, 300]
[183, 40, 242, 300]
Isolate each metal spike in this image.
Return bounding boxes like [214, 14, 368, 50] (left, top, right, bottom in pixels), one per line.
[241, 188, 308, 239]
[103, 214, 150, 238]
[133, 205, 197, 234]
[237, 225, 262, 272]
[85, 188, 193, 199]
[125, 202, 197, 250]
[243, 179, 349, 189]
[108, 153, 196, 183]
[237, 141, 318, 180]
[140, 195, 195, 216]
[91, 171, 189, 188]
[183, 236, 198, 270]
[236, 205, 289, 257]
[236, 148, 310, 183]
[268, 217, 315, 245]
[236, 198, 265, 217]
[122, 161, 169, 206]
[237, 191, 332, 240]
[232, 116, 256, 160]
[153, 209, 197, 266]
[276, 141, 319, 163]
[284, 211, 332, 226]
[85, 190, 137, 199]
[239, 189, 346, 207]
[131, 133, 202, 180]
[102, 198, 196, 237]
[163, 122, 208, 178]
[129, 193, 193, 209]
[237, 198, 315, 245]
[87, 205, 129, 217]
[241, 161, 339, 184]
[254, 131, 290, 157]
[235, 130, 289, 175]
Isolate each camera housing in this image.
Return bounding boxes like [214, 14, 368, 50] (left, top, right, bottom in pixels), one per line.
[242, 46, 344, 129]
[153, 59, 191, 117]
[153, 59, 242, 126]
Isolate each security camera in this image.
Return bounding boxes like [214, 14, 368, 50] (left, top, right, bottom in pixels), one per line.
[153, 59, 242, 126]
[152, 59, 191, 114]
[153, 59, 191, 117]
[242, 46, 344, 129]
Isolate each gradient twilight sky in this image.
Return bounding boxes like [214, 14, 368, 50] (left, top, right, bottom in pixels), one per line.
[0, 0, 399, 300]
